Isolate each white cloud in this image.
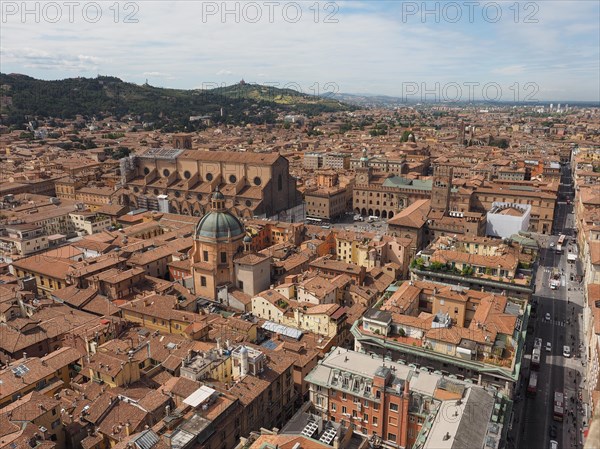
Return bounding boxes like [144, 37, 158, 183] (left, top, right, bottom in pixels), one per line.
[0, 1, 597, 101]
[491, 65, 527, 76]
[1, 47, 101, 71]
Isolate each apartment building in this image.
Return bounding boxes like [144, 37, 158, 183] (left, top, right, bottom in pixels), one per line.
[305, 186, 350, 220]
[251, 289, 348, 340]
[0, 223, 49, 256]
[0, 347, 82, 407]
[472, 183, 557, 235]
[351, 278, 528, 397]
[412, 235, 536, 301]
[306, 348, 509, 449]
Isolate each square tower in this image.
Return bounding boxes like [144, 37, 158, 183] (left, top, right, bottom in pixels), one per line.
[431, 166, 453, 213]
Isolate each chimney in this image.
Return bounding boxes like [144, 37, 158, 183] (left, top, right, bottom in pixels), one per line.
[22, 351, 27, 361]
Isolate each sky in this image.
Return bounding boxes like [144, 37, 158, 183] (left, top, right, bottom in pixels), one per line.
[1, 0, 599, 102]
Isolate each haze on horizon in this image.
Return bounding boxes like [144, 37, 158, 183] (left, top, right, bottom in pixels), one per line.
[1, 0, 599, 103]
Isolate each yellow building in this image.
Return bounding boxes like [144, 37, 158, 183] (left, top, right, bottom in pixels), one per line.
[0, 347, 82, 408]
[1, 391, 67, 449]
[251, 290, 347, 339]
[11, 255, 72, 295]
[119, 294, 209, 338]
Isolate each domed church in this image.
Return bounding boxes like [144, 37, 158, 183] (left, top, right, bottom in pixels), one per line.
[190, 187, 247, 299]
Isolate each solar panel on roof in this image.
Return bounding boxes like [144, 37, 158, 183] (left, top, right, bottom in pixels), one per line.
[320, 427, 337, 445]
[301, 421, 318, 438]
[11, 364, 30, 377]
[133, 430, 160, 449]
[261, 321, 303, 340]
[261, 340, 278, 350]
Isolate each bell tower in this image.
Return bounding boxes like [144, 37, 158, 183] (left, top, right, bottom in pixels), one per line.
[431, 166, 453, 214]
[356, 148, 373, 185]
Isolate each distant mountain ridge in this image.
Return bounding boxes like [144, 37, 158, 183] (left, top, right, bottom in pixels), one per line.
[0, 74, 353, 125]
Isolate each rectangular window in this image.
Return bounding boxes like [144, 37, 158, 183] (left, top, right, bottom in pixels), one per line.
[331, 403, 336, 412]
[201, 276, 207, 287]
[203, 250, 209, 262]
[389, 403, 399, 412]
[221, 252, 227, 264]
[342, 406, 347, 414]
[387, 433, 397, 442]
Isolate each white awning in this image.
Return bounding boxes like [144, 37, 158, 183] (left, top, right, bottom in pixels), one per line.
[183, 385, 216, 408]
[457, 346, 474, 355]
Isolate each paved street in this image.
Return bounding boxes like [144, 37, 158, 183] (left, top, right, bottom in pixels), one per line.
[328, 213, 389, 234]
[510, 162, 588, 449]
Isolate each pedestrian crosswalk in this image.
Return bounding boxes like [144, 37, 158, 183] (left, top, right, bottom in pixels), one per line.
[551, 320, 565, 327]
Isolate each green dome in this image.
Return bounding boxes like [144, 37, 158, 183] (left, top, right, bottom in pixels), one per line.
[195, 211, 244, 239]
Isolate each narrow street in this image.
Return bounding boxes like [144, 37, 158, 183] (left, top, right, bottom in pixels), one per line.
[510, 162, 587, 449]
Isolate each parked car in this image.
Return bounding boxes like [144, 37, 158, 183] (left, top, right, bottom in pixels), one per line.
[563, 345, 571, 357]
[546, 342, 552, 352]
[545, 313, 551, 321]
[550, 440, 558, 449]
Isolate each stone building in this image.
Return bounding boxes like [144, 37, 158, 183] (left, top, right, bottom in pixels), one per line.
[122, 148, 302, 219]
[353, 149, 434, 219]
[190, 189, 247, 300]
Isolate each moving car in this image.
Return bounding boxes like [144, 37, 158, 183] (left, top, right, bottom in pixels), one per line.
[545, 313, 551, 321]
[550, 242, 555, 248]
[546, 342, 552, 352]
[550, 440, 558, 449]
[563, 345, 571, 357]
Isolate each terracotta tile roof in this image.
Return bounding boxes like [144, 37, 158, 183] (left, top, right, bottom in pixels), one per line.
[1, 391, 59, 421]
[52, 285, 97, 307]
[96, 400, 148, 440]
[235, 251, 272, 266]
[387, 198, 431, 228]
[12, 254, 73, 280]
[179, 149, 281, 165]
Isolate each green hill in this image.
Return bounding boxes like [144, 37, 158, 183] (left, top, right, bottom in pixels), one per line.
[0, 74, 353, 127]
[212, 81, 349, 112]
